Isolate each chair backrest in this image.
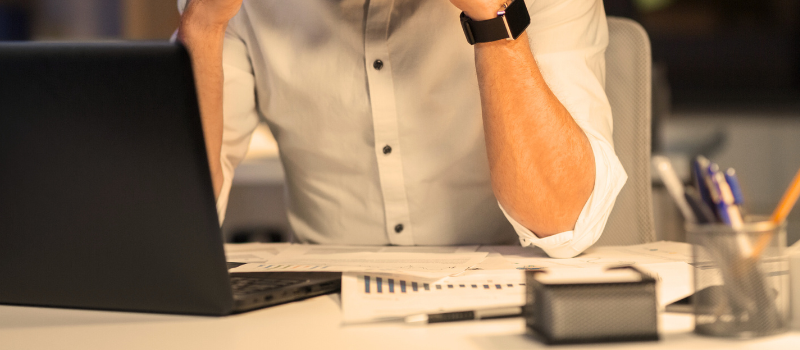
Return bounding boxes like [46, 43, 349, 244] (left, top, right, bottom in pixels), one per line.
[594, 17, 656, 246]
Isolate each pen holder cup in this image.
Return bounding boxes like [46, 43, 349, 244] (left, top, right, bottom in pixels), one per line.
[686, 218, 791, 338]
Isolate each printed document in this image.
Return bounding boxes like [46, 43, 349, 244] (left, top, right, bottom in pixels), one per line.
[341, 270, 525, 323]
[338, 241, 696, 322]
[484, 241, 693, 270]
[230, 245, 486, 278]
[224, 243, 291, 263]
[486, 241, 694, 307]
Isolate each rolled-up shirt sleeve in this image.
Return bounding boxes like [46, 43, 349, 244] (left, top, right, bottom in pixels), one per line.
[501, 131, 626, 258]
[500, 0, 627, 258]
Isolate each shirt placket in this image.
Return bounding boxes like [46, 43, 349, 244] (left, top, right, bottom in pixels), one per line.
[364, 0, 414, 245]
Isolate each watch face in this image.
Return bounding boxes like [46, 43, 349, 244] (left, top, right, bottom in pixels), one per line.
[505, 0, 531, 40]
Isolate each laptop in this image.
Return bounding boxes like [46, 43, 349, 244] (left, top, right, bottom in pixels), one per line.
[0, 42, 340, 316]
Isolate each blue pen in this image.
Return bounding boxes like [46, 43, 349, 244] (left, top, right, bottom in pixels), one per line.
[709, 164, 752, 257]
[707, 164, 744, 228]
[724, 168, 745, 205]
[705, 167, 729, 224]
[693, 156, 714, 210]
[702, 161, 722, 221]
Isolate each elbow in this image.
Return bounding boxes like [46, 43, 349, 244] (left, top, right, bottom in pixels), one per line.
[500, 198, 585, 238]
[496, 170, 595, 238]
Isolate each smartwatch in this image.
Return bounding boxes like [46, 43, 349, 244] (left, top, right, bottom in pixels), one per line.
[460, 0, 531, 45]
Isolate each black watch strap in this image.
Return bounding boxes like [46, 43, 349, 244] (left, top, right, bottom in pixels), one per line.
[460, 0, 530, 45]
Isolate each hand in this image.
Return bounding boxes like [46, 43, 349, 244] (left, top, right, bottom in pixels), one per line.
[177, 0, 244, 200]
[182, 0, 244, 29]
[449, 0, 508, 21]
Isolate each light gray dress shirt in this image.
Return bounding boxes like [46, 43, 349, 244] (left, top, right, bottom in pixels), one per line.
[178, 0, 627, 258]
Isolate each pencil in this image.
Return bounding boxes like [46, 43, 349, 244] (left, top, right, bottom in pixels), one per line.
[751, 167, 800, 258]
[770, 167, 800, 225]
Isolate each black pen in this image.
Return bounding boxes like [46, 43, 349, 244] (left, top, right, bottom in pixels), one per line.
[404, 306, 522, 325]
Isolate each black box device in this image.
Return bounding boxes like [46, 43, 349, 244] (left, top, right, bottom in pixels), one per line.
[524, 266, 659, 345]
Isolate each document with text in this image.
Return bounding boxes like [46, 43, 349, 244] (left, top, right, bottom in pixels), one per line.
[341, 270, 526, 323]
[229, 245, 486, 278]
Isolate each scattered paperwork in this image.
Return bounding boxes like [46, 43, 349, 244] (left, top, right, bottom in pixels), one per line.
[533, 266, 645, 284]
[230, 245, 486, 278]
[341, 262, 693, 323]
[338, 241, 697, 322]
[484, 241, 693, 271]
[484, 241, 694, 307]
[226, 241, 695, 319]
[636, 261, 694, 307]
[224, 243, 291, 263]
[341, 270, 525, 323]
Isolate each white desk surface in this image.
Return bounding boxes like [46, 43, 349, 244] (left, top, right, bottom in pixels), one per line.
[2, 294, 798, 350]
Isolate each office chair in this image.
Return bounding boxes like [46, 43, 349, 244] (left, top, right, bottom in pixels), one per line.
[594, 17, 656, 246]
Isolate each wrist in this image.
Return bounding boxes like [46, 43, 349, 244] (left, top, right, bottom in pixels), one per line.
[462, 1, 508, 21]
[178, 4, 229, 42]
[178, 18, 226, 46]
[459, 0, 529, 45]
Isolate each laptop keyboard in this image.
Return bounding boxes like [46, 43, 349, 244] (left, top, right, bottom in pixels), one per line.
[230, 276, 306, 296]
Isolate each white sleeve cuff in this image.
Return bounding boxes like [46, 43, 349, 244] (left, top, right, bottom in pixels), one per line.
[501, 127, 627, 258]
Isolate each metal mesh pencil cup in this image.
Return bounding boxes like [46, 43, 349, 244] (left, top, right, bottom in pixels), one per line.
[686, 218, 790, 338]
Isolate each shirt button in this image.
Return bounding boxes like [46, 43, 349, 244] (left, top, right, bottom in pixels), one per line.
[373, 59, 384, 70]
[382, 145, 392, 154]
[394, 224, 404, 233]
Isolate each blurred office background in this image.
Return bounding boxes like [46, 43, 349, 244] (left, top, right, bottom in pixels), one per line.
[0, 0, 178, 40]
[1, 0, 798, 245]
[604, 0, 800, 246]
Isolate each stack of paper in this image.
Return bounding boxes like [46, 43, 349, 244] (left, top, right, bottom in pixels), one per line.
[223, 241, 697, 323]
[229, 245, 487, 278]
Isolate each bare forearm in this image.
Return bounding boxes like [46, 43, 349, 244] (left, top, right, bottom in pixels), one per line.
[177, 4, 231, 199]
[475, 33, 595, 236]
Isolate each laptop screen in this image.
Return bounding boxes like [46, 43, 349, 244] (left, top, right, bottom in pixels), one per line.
[0, 42, 233, 315]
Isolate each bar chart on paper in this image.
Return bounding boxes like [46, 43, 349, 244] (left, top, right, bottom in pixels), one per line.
[360, 275, 525, 294]
[341, 271, 526, 323]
